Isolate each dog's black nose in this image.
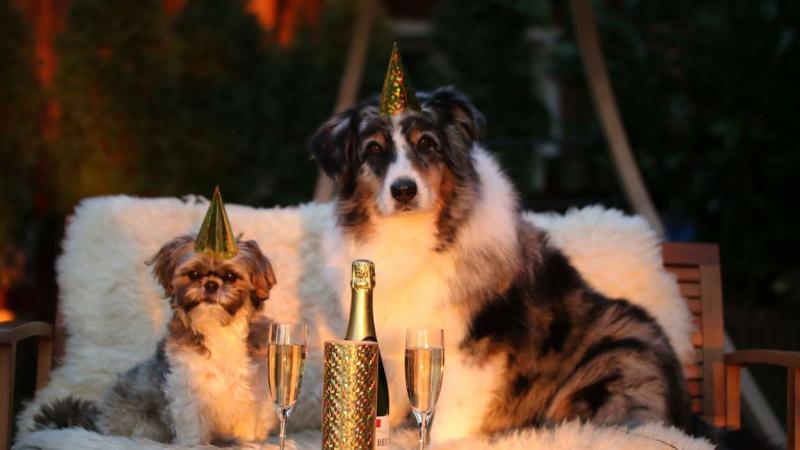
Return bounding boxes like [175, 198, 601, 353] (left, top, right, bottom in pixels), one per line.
[204, 280, 219, 293]
[390, 178, 417, 203]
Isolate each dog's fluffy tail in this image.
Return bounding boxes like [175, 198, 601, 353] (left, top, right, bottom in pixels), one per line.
[32, 396, 100, 432]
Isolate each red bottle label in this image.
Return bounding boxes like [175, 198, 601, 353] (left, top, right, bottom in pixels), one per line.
[375, 415, 390, 448]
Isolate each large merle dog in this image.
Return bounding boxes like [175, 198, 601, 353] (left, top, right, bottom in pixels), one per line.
[309, 86, 762, 447]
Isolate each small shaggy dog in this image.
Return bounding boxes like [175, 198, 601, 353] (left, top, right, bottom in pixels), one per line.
[34, 235, 277, 445]
[309, 85, 710, 442]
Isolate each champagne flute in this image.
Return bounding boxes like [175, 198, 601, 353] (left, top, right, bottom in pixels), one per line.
[267, 322, 307, 450]
[405, 328, 445, 450]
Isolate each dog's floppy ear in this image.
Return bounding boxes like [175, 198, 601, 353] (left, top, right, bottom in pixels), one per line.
[146, 235, 194, 297]
[308, 108, 359, 180]
[424, 86, 486, 150]
[237, 240, 277, 304]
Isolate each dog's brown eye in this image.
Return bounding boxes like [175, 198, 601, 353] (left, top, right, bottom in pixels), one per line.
[188, 271, 200, 281]
[224, 272, 238, 283]
[367, 143, 383, 155]
[417, 136, 436, 152]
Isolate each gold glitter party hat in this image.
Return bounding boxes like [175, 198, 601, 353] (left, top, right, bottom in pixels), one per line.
[195, 187, 238, 259]
[378, 43, 421, 117]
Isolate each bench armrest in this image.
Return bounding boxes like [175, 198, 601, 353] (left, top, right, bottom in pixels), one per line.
[725, 349, 800, 450]
[725, 349, 800, 369]
[1, 320, 54, 450]
[0, 321, 53, 344]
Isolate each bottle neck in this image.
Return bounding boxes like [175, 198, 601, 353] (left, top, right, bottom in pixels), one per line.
[345, 286, 377, 341]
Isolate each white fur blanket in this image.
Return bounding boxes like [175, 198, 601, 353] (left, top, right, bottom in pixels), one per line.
[14, 196, 709, 450]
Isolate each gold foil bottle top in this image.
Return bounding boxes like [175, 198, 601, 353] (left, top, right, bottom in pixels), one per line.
[194, 187, 239, 260]
[378, 43, 422, 117]
[351, 260, 376, 289]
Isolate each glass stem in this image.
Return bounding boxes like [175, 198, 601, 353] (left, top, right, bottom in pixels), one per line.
[279, 409, 288, 450]
[419, 413, 428, 450]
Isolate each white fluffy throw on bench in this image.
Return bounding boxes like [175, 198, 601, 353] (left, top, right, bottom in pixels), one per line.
[14, 196, 710, 450]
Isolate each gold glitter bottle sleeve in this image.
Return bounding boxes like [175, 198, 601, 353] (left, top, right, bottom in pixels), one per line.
[321, 340, 379, 450]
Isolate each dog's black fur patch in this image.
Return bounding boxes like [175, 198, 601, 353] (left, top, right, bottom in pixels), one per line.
[33, 396, 100, 431]
[570, 372, 624, 414]
[462, 223, 694, 435]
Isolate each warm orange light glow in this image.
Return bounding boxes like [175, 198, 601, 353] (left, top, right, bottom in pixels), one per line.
[13, 0, 72, 87]
[248, 0, 278, 30]
[0, 309, 14, 322]
[0, 288, 14, 322]
[247, 0, 322, 46]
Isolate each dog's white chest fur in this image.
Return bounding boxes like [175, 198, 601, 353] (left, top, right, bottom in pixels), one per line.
[165, 315, 271, 445]
[317, 148, 524, 442]
[321, 200, 509, 442]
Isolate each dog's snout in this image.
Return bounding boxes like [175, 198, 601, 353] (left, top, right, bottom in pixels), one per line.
[204, 280, 219, 293]
[390, 178, 417, 203]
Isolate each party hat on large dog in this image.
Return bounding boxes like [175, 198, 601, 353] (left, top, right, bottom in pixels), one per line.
[195, 187, 238, 259]
[379, 43, 421, 116]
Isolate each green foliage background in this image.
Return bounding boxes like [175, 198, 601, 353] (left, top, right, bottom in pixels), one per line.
[47, 0, 176, 212]
[1, 0, 797, 311]
[44, 0, 393, 210]
[420, 0, 550, 198]
[0, 0, 42, 258]
[2, 0, 798, 313]
[554, 0, 800, 310]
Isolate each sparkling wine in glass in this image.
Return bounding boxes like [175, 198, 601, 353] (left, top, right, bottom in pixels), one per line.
[267, 322, 307, 450]
[405, 328, 445, 450]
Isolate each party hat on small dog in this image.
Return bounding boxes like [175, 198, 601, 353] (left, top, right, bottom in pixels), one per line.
[378, 43, 421, 117]
[195, 187, 238, 259]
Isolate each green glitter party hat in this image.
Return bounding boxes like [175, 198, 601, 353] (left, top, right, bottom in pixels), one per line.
[195, 187, 238, 259]
[378, 43, 421, 117]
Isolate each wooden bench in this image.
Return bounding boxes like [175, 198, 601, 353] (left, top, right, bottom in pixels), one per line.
[663, 242, 726, 425]
[2, 242, 798, 450]
[663, 242, 800, 449]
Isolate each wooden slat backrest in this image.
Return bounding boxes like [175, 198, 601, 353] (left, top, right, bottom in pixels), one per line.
[662, 242, 726, 427]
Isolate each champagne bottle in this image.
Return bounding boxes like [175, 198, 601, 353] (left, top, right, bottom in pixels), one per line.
[345, 260, 390, 449]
